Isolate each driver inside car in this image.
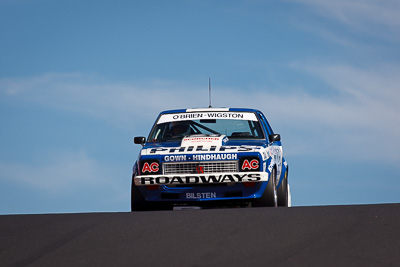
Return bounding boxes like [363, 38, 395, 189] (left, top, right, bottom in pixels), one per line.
[169, 121, 192, 137]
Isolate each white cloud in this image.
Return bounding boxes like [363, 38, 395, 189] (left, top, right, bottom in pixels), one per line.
[283, 63, 400, 161]
[294, 0, 400, 42]
[0, 73, 211, 129]
[1, 69, 399, 165]
[0, 150, 122, 194]
[295, 0, 400, 28]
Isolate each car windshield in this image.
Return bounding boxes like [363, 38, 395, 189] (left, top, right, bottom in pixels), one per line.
[148, 111, 265, 142]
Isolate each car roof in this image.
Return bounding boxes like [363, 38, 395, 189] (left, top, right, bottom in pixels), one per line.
[159, 107, 261, 115]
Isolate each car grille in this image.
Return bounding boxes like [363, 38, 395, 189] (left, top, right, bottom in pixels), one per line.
[163, 161, 238, 175]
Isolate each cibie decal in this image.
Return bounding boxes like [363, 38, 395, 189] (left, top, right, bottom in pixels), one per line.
[241, 159, 259, 170]
[142, 162, 159, 173]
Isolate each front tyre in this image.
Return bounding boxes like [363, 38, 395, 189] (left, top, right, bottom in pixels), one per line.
[277, 168, 289, 207]
[253, 168, 277, 207]
[131, 176, 173, 211]
[131, 176, 151, 211]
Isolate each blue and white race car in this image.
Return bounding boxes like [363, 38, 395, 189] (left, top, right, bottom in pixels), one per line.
[132, 108, 290, 211]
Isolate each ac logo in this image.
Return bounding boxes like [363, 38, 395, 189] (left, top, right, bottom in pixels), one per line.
[142, 162, 159, 173]
[241, 159, 259, 170]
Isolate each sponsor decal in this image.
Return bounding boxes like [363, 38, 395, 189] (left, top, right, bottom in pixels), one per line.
[222, 136, 229, 144]
[182, 137, 221, 142]
[157, 112, 258, 124]
[173, 113, 243, 120]
[136, 173, 265, 185]
[192, 153, 237, 161]
[149, 146, 253, 154]
[164, 155, 187, 162]
[241, 159, 259, 170]
[186, 192, 216, 199]
[142, 162, 159, 173]
[181, 134, 229, 148]
[181, 135, 228, 147]
[196, 166, 204, 174]
[162, 153, 238, 162]
[239, 157, 261, 172]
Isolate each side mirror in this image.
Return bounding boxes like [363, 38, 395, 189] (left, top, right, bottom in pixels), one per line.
[269, 134, 281, 142]
[134, 136, 146, 145]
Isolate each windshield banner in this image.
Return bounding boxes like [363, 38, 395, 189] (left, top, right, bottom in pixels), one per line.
[157, 112, 257, 124]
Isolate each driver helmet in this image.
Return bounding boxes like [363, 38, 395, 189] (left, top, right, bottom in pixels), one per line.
[170, 121, 191, 136]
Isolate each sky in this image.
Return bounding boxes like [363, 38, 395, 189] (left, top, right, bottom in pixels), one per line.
[1, 0, 399, 214]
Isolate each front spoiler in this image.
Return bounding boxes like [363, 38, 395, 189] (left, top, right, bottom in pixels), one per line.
[134, 172, 269, 186]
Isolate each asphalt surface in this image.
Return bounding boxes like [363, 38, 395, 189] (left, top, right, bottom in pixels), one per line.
[1, 203, 399, 267]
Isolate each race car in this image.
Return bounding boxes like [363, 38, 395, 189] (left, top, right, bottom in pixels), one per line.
[131, 107, 290, 211]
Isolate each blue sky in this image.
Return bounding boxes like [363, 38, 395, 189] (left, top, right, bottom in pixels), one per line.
[1, 0, 399, 214]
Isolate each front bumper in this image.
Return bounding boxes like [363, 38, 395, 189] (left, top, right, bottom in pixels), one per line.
[134, 172, 270, 202]
[140, 181, 270, 202]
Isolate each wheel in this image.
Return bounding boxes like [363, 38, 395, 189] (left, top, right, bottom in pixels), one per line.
[277, 168, 289, 207]
[253, 168, 277, 207]
[131, 176, 152, 211]
[131, 176, 173, 211]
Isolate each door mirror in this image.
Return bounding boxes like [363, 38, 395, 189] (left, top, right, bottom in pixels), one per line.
[134, 136, 146, 145]
[269, 134, 281, 142]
